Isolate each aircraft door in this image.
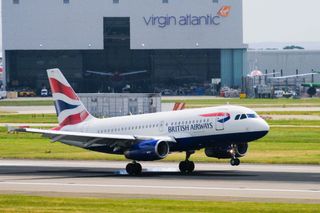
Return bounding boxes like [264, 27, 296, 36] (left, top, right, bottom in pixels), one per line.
[159, 121, 164, 132]
[215, 114, 225, 131]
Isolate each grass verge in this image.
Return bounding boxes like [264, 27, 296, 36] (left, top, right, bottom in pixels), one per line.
[259, 111, 320, 116]
[0, 100, 53, 106]
[0, 195, 319, 213]
[267, 120, 320, 126]
[0, 126, 319, 164]
[0, 114, 57, 123]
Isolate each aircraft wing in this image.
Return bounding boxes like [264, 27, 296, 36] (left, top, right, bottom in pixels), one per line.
[13, 128, 176, 149]
[269, 73, 318, 79]
[119, 70, 147, 76]
[86, 70, 114, 76]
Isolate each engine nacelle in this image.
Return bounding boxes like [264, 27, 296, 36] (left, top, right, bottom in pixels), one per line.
[124, 140, 170, 161]
[205, 143, 248, 159]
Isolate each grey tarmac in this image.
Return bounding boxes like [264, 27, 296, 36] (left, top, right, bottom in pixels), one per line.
[0, 160, 319, 203]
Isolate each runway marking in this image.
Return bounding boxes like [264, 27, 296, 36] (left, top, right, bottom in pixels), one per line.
[0, 181, 319, 194]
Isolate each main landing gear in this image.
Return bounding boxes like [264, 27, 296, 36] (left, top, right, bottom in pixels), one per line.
[229, 145, 240, 166]
[179, 151, 195, 174]
[126, 161, 142, 175]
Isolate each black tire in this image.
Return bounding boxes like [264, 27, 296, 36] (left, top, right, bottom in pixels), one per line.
[126, 163, 142, 175]
[187, 161, 195, 173]
[235, 158, 240, 166]
[134, 163, 142, 175]
[230, 158, 236, 166]
[179, 161, 195, 173]
[126, 163, 135, 175]
[179, 161, 187, 173]
[230, 158, 240, 166]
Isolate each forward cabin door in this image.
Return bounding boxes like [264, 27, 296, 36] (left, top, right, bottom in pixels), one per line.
[215, 113, 225, 131]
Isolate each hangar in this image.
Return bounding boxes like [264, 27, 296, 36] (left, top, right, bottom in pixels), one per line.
[2, 0, 247, 94]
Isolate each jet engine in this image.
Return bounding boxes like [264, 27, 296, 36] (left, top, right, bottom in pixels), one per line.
[124, 140, 170, 161]
[205, 143, 248, 159]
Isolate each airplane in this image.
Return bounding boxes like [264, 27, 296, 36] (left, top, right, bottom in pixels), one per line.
[268, 70, 320, 97]
[86, 70, 147, 81]
[11, 69, 270, 175]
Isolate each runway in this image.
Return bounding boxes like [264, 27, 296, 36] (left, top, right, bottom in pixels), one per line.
[0, 160, 319, 203]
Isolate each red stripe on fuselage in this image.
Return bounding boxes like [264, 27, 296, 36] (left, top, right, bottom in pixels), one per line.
[49, 78, 79, 100]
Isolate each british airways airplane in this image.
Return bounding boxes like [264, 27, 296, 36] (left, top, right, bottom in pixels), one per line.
[14, 69, 269, 175]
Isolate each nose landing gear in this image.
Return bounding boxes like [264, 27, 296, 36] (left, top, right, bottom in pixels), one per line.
[179, 151, 195, 174]
[230, 157, 240, 166]
[229, 144, 241, 166]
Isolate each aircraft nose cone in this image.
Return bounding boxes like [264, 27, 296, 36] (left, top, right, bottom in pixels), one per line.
[261, 119, 270, 132]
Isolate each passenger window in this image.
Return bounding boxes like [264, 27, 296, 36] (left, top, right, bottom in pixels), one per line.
[240, 114, 247, 120]
[235, 114, 240, 120]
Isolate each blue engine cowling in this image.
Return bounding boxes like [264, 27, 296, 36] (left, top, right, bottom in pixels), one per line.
[124, 140, 170, 161]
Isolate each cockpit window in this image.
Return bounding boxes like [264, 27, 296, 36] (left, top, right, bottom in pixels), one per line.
[247, 114, 257, 118]
[235, 114, 240, 120]
[240, 114, 247, 120]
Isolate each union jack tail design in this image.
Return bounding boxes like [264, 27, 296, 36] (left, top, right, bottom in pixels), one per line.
[173, 102, 186, 111]
[47, 68, 93, 130]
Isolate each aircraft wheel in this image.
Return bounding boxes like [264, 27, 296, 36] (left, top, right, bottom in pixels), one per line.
[179, 161, 195, 174]
[187, 161, 195, 172]
[126, 162, 142, 175]
[230, 158, 240, 166]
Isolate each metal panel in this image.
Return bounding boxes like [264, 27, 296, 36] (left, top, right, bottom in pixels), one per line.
[221, 49, 233, 87]
[247, 50, 320, 82]
[221, 49, 246, 88]
[2, 0, 246, 50]
[78, 93, 161, 117]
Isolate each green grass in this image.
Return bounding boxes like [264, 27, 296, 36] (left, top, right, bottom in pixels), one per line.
[0, 126, 319, 164]
[0, 100, 53, 106]
[0, 114, 57, 123]
[163, 98, 320, 108]
[0, 195, 319, 213]
[267, 119, 320, 126]
[259, 111, 320, 116]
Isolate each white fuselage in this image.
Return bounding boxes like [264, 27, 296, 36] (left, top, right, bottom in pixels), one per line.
[64, 105, 269, 144]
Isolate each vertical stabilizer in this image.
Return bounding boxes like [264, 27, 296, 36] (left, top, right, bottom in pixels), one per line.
[47, 68, 93, 130]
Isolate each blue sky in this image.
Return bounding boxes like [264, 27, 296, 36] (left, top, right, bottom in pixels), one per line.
[1, 0, 320, 50]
